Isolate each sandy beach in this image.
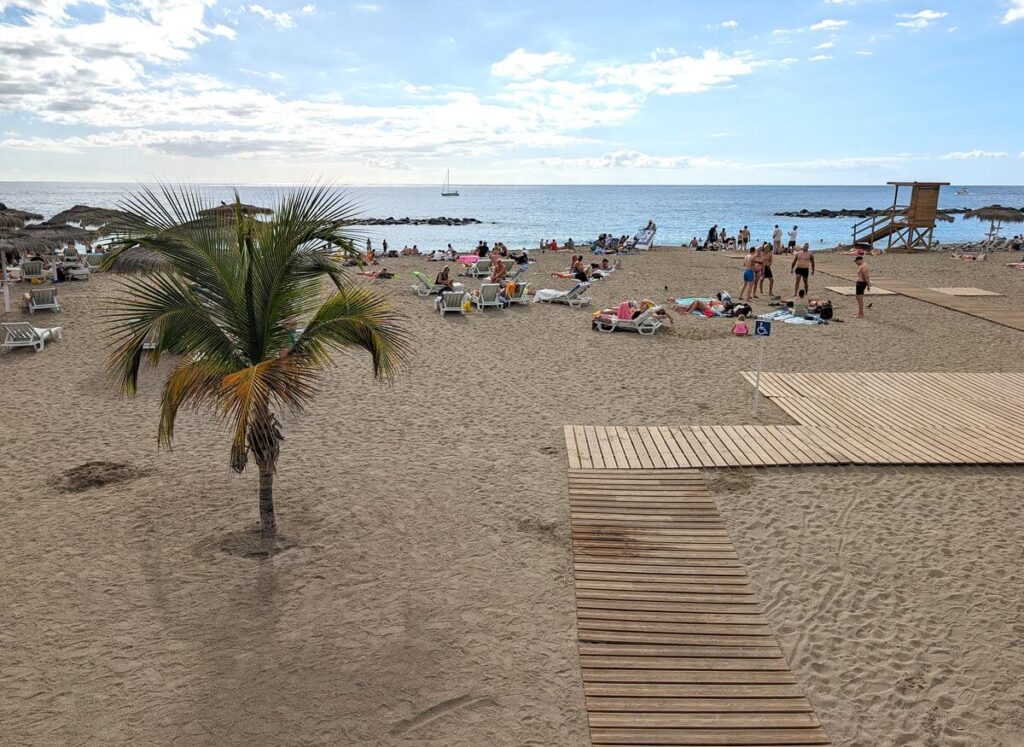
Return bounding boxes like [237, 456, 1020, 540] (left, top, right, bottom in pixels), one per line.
[3, 247, 1024, 745]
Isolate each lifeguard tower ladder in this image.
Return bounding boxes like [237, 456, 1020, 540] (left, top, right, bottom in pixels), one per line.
[852, 181, 949, 252]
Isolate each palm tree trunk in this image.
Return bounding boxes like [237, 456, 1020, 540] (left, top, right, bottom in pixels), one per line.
[258, 468, 276, 535]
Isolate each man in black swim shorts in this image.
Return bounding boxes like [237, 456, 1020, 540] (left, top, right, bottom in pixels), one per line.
[791, 243, 814, 295]
[854, 256, 871, 317]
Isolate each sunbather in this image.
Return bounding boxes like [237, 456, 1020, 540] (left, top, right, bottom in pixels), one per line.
[489, 259, 507, 284]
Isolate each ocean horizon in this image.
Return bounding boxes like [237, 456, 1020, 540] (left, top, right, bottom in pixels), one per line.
[4, 181, 1021, 251]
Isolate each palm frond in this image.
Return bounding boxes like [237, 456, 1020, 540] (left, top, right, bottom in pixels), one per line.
[298, 286, 411, 382]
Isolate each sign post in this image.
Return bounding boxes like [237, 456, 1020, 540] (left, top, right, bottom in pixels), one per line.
[752, 320, 772, 415]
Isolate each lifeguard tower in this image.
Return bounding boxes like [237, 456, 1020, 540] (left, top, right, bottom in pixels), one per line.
[852, 181, 949, 252]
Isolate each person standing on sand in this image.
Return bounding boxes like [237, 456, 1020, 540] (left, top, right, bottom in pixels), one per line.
[772, 224, 783, 253]
[740, 247, 756, 301]
[706, 224, 718, 248]
[382, 239, 388, 255]
[758, 244, 775, 297]
[791, 243, 814, 295]
[854, 256, 871, 317]
[788, 225, 799, 252]
[739, 226, 750, 251]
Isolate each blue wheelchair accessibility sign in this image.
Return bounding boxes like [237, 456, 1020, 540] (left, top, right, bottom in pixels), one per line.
[754, 320, 772, 337]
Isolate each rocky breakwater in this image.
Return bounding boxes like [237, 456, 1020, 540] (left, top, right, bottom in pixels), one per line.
[349, 216, 484, 226]
[775, 206, 980, 219]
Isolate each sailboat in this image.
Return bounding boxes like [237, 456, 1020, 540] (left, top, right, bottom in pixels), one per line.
[441, 170, 459, 197]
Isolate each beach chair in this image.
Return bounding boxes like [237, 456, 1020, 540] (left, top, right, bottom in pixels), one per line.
[501, 259, 515, 273]
[535, 282, 592, 308]
[66, 265, 90, 281]
[596, 305, 664, 335]
[460, 258, 491, 278]
[28, 286, 60, 314]
[411, 270, 443, 296]
[62, 246, 79, 262]
[2, 322, 62, 353]
[84, 254, 104, 269]
[506, 264, 527, 283]
[506, 282, 531, 306]
[20, 260, 45, 283]
[436, 290, 467, 316]
[474, 283, 505, 310]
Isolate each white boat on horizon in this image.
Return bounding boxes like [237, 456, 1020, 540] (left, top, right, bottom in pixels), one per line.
[441, 170, 459, 197]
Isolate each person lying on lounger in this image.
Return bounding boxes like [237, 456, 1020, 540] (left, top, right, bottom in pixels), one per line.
[358, 266, 394, 279]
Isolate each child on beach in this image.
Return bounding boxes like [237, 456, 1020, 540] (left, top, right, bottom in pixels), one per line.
[732, 314, 749, 336]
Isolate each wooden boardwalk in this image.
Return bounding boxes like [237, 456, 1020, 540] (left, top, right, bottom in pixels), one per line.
[564, 373, 1024, 469]
[817, 264, 1024, 332]
[568, 468, 832, 745]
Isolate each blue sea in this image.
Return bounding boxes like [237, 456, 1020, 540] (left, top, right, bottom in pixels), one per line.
[3, 182, 1022, 251]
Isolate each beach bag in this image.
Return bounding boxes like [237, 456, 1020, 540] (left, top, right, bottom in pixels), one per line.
[818, 303, 833, 320]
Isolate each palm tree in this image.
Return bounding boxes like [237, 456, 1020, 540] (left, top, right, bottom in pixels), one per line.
[104, 184, 409, 535]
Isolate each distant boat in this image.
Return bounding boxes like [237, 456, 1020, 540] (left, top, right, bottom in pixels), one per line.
[956, 188, 969, 195]
[441, 170, 459, 197]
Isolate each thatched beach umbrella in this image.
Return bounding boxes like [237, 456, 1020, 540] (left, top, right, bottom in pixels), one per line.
[0, 207, 44, 228]
[963, 205, 1024, 239]
[198, 202, 273, 219]
[104, 245, 170, 274]
[44, 204, 131, 232]
[0, 224, 97, 260]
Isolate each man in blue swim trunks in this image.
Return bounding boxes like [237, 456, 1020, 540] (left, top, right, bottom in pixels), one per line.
[739, 248, 756, 301]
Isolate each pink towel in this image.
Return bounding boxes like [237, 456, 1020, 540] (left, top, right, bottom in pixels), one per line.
[616, 301, 632, 320]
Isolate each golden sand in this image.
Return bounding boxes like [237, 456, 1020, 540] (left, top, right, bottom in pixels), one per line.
[2, 249, 1023, 745]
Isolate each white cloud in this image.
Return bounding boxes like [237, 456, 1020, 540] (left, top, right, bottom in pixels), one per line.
[249, 4, 294, 28]
[809, 54, 832, 61]
[810, 19, 848, 31]
[241, 68, 285, 81]
[300, 3, 315, 12]
[1003, 0, 1024, 23]
[773, 19, 847, 35]
[816, 41, 835, 49]
[491, 49, 574, 80]
[707, 19, 738, 29]
[855, 50, 874, 55]
[594, 50, 757, 95]
[941, 150, 1009, 160]
[533, 150, 916, 172]
[896, 10, 948, 29]
[538, 149, 714, 169]
[352, 2, 380, 11]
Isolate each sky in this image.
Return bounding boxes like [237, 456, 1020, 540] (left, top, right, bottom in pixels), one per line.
[0, 0, 1022, 185]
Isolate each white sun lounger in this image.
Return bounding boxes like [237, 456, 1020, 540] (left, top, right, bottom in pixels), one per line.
[411, 270, 443, 296]
[460, 258, 491, 278]
[474, 283, 505, 310]
[436, 290, 467, 316]
[28, 286, 60, 314]
[20, 260, 46, 283]
[595, 305, 664, 335]
[506, 282, 531, 306]
[534, 282, 592, 308]
[2, 322, 63, 352]
[84, 254, 105, 269]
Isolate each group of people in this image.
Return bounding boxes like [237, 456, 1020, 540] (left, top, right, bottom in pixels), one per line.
[737, 243, 817, 302]
[691, 224, 800, 254]
[551, 256, 620, 283]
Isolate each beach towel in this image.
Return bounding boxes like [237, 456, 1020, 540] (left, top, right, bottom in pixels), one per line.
[758, 309, 824, 325]
[533, 289, 563, 303]
[674, 297, 712, 306]
[616, 301, 633, 320]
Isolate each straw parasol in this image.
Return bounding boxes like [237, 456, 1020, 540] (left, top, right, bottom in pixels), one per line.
[198, 202, 273, 219]
[963, 205, 1024, 239]
[0, 207, 44, 228]
[44, 204, 131, 233]
[105, 245, 170, 274]
[0, 224, 97, 259]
